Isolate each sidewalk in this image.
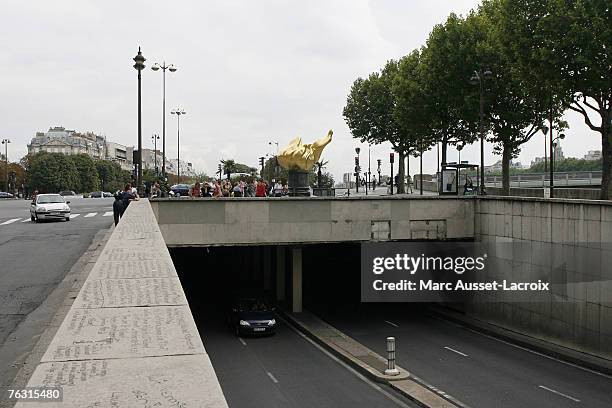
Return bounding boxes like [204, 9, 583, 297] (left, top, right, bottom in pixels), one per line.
[279, 308, 460, 408]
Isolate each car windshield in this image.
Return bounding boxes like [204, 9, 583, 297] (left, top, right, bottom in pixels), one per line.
[37, 195, 65, 204]
[238, 299, 270, 312]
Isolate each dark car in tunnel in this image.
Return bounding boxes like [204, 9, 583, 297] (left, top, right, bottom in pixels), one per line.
[230, 298, 276, 336]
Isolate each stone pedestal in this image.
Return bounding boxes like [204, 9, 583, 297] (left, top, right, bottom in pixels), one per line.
[288, 169, 310, 196]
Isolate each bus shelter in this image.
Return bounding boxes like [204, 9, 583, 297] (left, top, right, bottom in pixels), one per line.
[439, 162, 479, 195]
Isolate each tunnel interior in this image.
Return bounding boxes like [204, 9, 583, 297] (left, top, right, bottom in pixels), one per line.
[170, 243, 432, 323]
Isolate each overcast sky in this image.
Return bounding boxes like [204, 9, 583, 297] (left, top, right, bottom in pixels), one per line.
[1, 0, 602, 180]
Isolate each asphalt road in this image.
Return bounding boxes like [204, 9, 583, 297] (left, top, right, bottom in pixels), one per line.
[0, 197, 114, 392]
[317, 305, 612, 408]
[192, 305, 417, 408]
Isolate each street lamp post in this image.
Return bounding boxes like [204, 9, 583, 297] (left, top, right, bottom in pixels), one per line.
[151, 61, 177, 181]
[1, 139, 10, 193]
[470, 67, 493, 195]
[152, 134, 160, 177]
[541, 125, 549, 173]
[368, 144, 372, 191]
[377, 159, 381, 187]
[133, 47, 146, 194]
[171, 109, 186, 184]
[355, 147, 361, 193]
[551, 133, 565, 193]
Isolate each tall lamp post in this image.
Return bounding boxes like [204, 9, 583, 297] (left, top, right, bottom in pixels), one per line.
[152, 134, 160, 177]
[151, 61, 177, 181]
[541, 125, 549, 173]
[377, 159, 381, 187]
[1, 139, 10, 193]
[470, 67, 493, 194]
[133, 47, 146, 194]
[368, 144, 372, 191]
[355, 147, 361, 193]
[171, 109, 186, 183]
[551, 133, 565, 193]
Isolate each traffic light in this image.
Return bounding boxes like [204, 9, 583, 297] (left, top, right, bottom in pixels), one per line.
[218, 163, 222, 173]
[259, 157, 265, 166]
[390, 152, 395, 163]
[377, 159, 381, 168]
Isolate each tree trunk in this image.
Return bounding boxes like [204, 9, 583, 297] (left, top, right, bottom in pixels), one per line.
[601, 113, 611, 200]
[501, 144, 511, 196]
[397, 151, 406, 194]
[441, 134, 448, 166]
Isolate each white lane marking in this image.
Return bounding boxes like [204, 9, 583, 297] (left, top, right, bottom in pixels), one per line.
[463, 327, 612, 380]
[238, 338, 247, 346]
[0, 218, 21, 225]
[538, 385, 581, 402]
[84, 212, 97, 218]
[278, 315, 414, 408]
[70, 214, 80, 219]
[103, 211, 113, 217]
[266, 372, 279, 384]
[444, 346, 469, 357]
[21, 219, 31, 223]
[384, 320, 399, 328]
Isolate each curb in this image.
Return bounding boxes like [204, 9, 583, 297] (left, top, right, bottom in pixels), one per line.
[278, 308, 464, 408]
[429, 306, 612, 377]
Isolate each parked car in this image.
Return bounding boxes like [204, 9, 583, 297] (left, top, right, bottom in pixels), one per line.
[103, 191, 113, 198]
[229, 298, 276, 336]
[0, 192, 13, 199]
[30, 194, 71, 222]
[59, 190, 76, 196]
[90, 191, 102, 198]
[170, 184, 190, 197]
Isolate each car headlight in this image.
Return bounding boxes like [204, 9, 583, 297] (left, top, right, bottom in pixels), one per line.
[268, 319, 276, 326]
[239, 320, 250, 326]
[37, 207, 48, 212]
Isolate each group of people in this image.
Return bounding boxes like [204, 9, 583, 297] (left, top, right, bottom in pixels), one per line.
[188, 179, 289, 198]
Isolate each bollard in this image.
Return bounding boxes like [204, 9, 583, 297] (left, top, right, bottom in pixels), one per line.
[384, 336, 400, 376]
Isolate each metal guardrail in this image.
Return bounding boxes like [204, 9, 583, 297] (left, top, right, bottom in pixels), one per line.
[485, 171, 601, 187]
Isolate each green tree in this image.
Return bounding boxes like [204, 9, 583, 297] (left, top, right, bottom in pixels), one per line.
[419, 13, 480, 166]
[343, 61, 410, 193]
[221, 159, 238, 179]
[393, 50, 437, 185]
[496, 0, 611, 199]
[71, 154, 100, 193]
[26, 152, 79, 193]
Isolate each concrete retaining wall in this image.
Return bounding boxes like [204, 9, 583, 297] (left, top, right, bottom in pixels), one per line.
[487, 187, 600, 200]
[150, 196, 475, 246]
[16, 200, 228, 408]
[471, 196, 612, 360]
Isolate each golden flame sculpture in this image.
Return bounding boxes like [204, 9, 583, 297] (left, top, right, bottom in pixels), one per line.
[277, 129, 333, 171]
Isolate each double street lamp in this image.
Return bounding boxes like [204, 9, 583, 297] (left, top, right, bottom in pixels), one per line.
[133, 47, 146, 193]
[470, 67, 493, 194]
[355, 147, 361, 193]
[151, 61, 177, 180]
[171, 109, 187, 183]
[1, 139, 10, 193]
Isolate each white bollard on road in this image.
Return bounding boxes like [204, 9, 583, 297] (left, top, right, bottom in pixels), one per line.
[384, 336, 400, 376]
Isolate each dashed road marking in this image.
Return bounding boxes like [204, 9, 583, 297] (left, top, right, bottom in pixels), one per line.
[266, 372, 279, 384]
[238, 338, 247, 346]
[0, 218, 21, 225]
[103, 211, 113, 217]
[444, 346, 469, 357]
[70, 214, 80, 219]
[538, 385, 580, 402]
[84, 212, 97, 218]
[384, 320, 399, 328]
[21, 218, 31, 223]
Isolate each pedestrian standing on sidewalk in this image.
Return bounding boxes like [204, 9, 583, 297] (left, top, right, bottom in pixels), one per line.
[113, 183, 138, 226]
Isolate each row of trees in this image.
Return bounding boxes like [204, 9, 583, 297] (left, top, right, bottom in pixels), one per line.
[343, 0, 610, 198]
[23, 152, 132, 194]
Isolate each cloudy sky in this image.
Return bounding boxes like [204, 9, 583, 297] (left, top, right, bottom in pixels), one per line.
[1, 0, 601, 180]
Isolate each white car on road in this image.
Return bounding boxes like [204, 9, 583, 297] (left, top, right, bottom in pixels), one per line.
[30, 194, 71, 222]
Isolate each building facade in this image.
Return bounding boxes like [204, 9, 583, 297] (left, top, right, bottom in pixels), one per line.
[28, 127, 107, 159]
[583, 150, 602, 161]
